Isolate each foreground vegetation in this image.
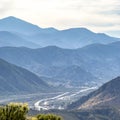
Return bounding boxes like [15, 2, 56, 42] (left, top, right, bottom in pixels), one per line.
[0, 103, 62, 120]
[29, 106, 120, 120]
[1, 103, 120, 120]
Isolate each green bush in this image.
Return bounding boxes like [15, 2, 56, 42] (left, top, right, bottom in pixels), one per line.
[0, 103, 28, 120]
[0, 103, 63, 120]
[36, 114, 62, 120]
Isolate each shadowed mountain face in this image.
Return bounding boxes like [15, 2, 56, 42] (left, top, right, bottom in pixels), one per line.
[0, 58, 50, 94]
[1, 42, 120, 86]
[0, 31, 40, 48]
[0, 16, 119, 48]
[68, 77, 120, 110]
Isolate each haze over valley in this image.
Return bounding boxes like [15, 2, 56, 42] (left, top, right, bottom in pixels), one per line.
[0, 16, 120, 120]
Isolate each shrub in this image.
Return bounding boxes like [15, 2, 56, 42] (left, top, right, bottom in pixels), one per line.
[0, 103, 28, 120]
[36, 114, 62, 120]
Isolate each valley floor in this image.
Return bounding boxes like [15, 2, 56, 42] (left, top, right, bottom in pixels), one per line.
[0, 86, 97, 111]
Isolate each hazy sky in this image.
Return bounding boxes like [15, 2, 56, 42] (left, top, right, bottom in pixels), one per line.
[0, 0, 120, 37]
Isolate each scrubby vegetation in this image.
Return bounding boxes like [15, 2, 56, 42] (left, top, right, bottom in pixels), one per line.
[0, 103, 28, 120]
[0, 103, 62, 120]
[36, 114, 62, 120]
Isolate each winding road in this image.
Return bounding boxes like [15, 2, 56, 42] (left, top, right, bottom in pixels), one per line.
[34, 87, 97, 111]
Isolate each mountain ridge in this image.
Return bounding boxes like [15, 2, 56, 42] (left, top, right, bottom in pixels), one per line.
[0, 16, 120, 48]
[0, 58, 50, 94]
[0, 16, 42, 34]
[0, 41, 120, 80]
[67, 77, 120, 110]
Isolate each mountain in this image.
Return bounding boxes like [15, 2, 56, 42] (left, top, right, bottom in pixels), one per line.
[0, 16, 42, 34]
[0, 31, 40, 48]
[22, 27, 120, 48]
[29, 77, 120, 120]
[30, 106, 120, 120]
[39, 65, 97, 87]
[53, 65, 97, 87]
[29, 75, 120, 120]
[0, 16, 59, 36]
[0, 46, 99, 87]
[1, 42, 120, 84]
[0, 16, 120, 48]
[68, 77, 120, 110]
[0, 58, 50, 94]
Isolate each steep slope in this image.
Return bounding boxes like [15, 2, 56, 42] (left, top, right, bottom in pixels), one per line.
[68, 77, 120, 109]
[0, 16, 42, 34]
[0, 58, 50, 94]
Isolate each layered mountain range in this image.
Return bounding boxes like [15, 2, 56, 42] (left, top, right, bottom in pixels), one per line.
[0, 16, 120, 49]
[0, 16, 120, 87]
[0, 16, 120, 91]
[0, 41, 120, 87]
[0, 16, 120, 120]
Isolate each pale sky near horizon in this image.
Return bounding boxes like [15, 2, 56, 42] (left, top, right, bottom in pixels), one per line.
[0, 0, 120, 37]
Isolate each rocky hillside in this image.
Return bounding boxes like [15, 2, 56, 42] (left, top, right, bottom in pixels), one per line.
[68, 77, 120, 109]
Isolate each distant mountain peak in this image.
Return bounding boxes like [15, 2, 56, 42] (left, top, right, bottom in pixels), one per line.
[0, 16, 119, 48]
[1, 16, 28, 23]
[0, 16, 42, 34]
[40, 45, 63, 51]
[69, 27, 92, 31]
[2, 16, 19, 20]
[62, 27, 94, 33]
